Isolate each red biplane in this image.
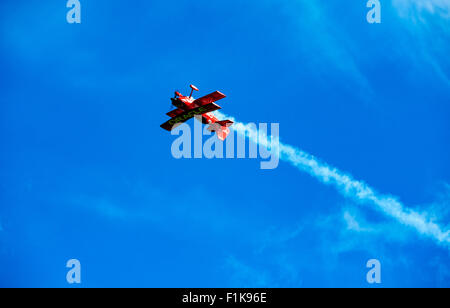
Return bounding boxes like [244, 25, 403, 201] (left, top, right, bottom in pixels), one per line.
[160, 85, 234, 140]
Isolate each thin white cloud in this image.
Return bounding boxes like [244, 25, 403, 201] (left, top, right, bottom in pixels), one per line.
[343, 210, 375, 233]
[256, 224, 304, 254]
[293, 1, 372, 92]
[224, 256, 272, 287]
[217, 111, 450, 248]
[390, 0, 450, 85]
[393, 0, 450, 18]
[340, 206, 415, 243]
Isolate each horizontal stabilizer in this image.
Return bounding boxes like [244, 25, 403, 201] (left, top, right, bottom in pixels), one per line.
[216, 120, 234, 127]
[207, 120, 233, 141]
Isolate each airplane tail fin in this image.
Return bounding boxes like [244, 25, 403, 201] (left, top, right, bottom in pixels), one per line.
[208, 120, 234, 141]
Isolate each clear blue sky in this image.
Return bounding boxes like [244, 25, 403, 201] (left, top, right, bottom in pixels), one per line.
[0, 0, 449, 287]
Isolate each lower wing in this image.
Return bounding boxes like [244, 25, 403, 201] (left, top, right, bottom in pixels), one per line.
[160, 102, 221, 131]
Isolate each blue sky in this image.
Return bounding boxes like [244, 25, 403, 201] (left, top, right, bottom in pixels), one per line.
[0, 0, 449, 287]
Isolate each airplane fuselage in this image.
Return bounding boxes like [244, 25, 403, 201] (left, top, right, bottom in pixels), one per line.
[171, 95, 219, 125]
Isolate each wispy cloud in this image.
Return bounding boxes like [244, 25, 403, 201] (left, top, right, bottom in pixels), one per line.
[256, 224, 304, 254]
[314, 205, 415, 260]
[391, 0, 450, 84]
[340, 206, 415, 243]
[393, 0, 450, 19]
[224, 256, 272, 287]
[343, 210, 375, 233]
[69, 184, 261, 244]
[217, 111, 450, 248]
[281, 0, 372, 95]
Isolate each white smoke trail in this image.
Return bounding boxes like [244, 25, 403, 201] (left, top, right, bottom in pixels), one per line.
[216, 111, 450, 247]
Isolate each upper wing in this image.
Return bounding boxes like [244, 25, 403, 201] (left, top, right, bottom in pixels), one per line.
[160, 102, 221, 131]
[193, 91, 226, 106]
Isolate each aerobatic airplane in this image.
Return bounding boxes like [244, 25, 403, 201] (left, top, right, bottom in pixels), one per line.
[160, 85, 234, 140]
